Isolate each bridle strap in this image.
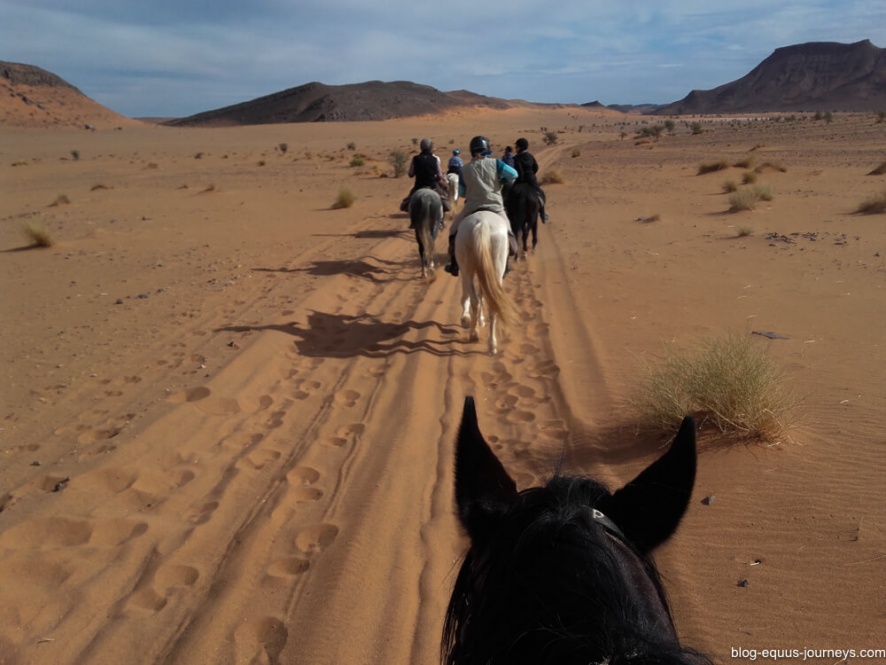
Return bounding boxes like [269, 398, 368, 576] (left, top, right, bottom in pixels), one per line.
[588, 507, 627, 543]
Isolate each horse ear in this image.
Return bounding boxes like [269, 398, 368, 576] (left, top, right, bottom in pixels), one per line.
[454, 397, 518, 540]
[606, 417, 697, 554]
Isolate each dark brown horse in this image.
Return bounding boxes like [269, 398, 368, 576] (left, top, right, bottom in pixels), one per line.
[443, 397, 711, 665]
[504, 183, 540, 258]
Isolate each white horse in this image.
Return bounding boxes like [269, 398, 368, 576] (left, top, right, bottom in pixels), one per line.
[455, 211, 513, 355]
[447, 173, 460, 217]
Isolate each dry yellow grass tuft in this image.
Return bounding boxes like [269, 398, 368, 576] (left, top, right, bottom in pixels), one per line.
[632, 333, 798, 441]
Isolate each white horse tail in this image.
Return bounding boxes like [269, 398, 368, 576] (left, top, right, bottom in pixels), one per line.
[472, 223, 513, 327]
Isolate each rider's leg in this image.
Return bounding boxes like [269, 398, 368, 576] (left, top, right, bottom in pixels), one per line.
[537, 188, 548, 222]
[445, 210, 465, 276]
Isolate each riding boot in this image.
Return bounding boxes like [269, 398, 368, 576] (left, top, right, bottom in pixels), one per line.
[444, 235, 459, 277]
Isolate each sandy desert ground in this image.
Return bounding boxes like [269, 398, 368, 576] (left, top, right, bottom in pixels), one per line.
[1, 106, 885, 665]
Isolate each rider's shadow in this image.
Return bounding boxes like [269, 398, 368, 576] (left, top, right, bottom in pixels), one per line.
[217, 309, 471, 359]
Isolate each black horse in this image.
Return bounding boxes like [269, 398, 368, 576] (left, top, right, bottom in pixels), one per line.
[504, 183, 540, 258]
[443, 397, 711, 665]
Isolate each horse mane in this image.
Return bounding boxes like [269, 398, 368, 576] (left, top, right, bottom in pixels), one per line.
[442, 475, 712, 665]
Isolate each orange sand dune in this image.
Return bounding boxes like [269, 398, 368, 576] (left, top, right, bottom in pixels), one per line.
[1, 108, 884, 664]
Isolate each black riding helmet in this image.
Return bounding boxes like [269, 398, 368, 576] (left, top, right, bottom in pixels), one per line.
[469, 135, 491, 156]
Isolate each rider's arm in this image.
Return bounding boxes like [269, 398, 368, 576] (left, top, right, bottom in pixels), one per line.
[496, 160, 518, 185]
[408, 156, 416, 178]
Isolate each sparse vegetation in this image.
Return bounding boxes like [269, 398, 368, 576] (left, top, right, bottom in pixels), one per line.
[722, 180, 739, 193]
[346, 142, 357, 151]
[632, 333, 797, 440]
[741, 171, 758, 185]
[542, 131, 559, 146]
[540, 169, 564, 185]
[690, 122, 703, 135]
[728, 184, 773, 212]
[390, 150, 408, 178]
[194, 152, 204, 159]
[733, 155, 757, 169]
[698, 160, 729, 175]
[756, 161, 787, 173]
[736, 226, 754, 237]
[278, 142, 289, 154]
[91, 184, 109, 191]
[24, 221, 53, 247]
[636, 125, 664, 140]
[349, 156, 365, 167]
[332, 187, 356, 209]
[70, 150, 80, 161]
[49, 194, 71, 207]
[855, 189, 886, 214]
[867, 161, 886, 176]
[571, 148, 581, 158]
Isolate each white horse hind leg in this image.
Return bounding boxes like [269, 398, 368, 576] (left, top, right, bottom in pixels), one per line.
[488, 312, 498, 355]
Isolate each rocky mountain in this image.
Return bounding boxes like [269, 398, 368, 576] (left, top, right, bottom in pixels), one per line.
[654, 40, 886, 115]
[165, 80, 515, 127]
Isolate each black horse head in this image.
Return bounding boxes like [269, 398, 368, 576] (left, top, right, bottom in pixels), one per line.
[443, 397, 711, 665]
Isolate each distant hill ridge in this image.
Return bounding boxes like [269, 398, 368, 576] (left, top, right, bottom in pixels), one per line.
[164, 80, 516, 126]
[3, 40, 884, 128]
[654, 40, 886, 114]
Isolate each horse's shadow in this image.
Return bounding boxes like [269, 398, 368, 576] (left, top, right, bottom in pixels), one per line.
[217, 309, 477, 359]
[252, 256, 410, 283]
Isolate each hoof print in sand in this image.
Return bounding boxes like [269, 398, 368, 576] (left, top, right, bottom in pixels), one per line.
[295, 523, 339, 554]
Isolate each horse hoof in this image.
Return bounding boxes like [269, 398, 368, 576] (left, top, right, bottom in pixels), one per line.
[470, 332, 480, 343]
[461, 316, 471, 329]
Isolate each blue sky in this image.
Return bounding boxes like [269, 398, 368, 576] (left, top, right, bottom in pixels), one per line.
[3, 0, 884, 118]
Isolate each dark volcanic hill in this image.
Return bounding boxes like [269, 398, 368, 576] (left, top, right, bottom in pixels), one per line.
[165, 80, 515, 127]
[654, 40, 886, 115]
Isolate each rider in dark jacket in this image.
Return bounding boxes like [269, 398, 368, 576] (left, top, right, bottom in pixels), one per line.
[401, 138, 450, 220]
[513, 137, 548, 222]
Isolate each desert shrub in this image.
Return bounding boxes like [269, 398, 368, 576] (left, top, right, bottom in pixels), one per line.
[349, 156, 365, 167]
[278, 143, 289, 154]
[49, 194, 71, 207]
[346, 142, 356, 151]
[332, 187, 355, 209]
[571, 148, 581, 158]
[632, 333, 797, 440]
[24, 221, 53, 247]
[742, 171, 758, 185]
[70, 150, 80, 161]
[390, 150, 408, 178]
[636, 125, 664, 139]
[257, 160, 266, 167]
[542, 130, 558, 146]
[698, 160, 729, 175]
[867, 161, 886, 176]
[690, 122, 703, 135]
[756, 161, 787, 173]
[728, 184, 773, 212]
[540, 169, 564, 185]
[194, 152, 204, 159]
[91, 184, 109, 191]
[722, 180, 739, 193]
[663, 119, 675, 133]
[736, 226, 754, 237]
[855, 189, 886, 214]
[733, 155, 757, 169]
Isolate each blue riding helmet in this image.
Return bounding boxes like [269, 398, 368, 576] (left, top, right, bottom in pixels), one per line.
[453, 149, 460, 155]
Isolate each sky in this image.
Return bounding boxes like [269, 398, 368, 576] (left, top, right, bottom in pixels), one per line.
[3, 0, 885, 118]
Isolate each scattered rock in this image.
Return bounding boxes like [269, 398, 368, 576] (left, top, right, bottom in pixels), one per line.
[701, 495, 715, 505]
[737, 579, 750, 587]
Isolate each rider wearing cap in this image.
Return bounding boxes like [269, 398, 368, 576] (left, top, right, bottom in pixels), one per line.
[513, 137, 549, 222]
[444, 135, 519, 277]
[448, 148, 464, 180]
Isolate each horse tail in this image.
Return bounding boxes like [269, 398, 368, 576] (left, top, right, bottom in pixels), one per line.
[472, 222, 513, 327]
